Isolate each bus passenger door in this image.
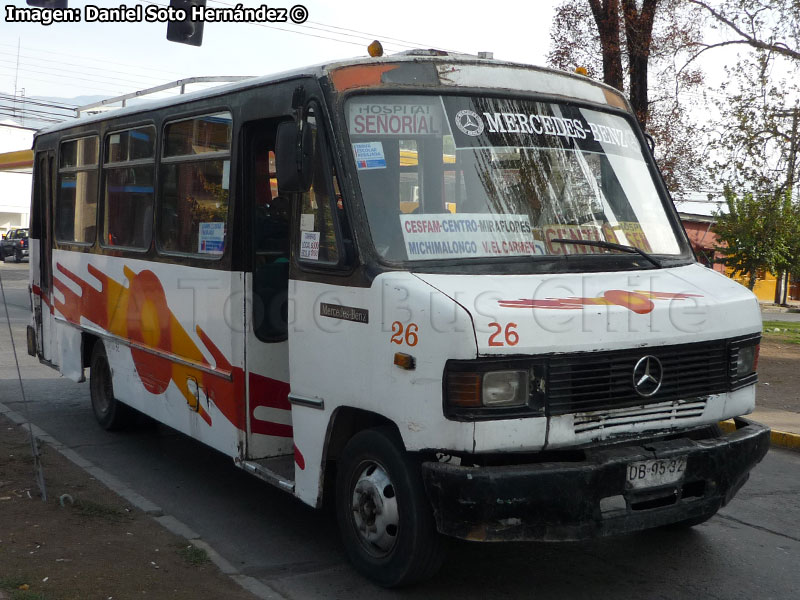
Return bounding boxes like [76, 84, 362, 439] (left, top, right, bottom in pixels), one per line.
[243, 120, 294, 460]
[32, 151, 54, 360]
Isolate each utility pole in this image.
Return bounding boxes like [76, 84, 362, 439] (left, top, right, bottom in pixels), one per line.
[776, 104, 799, 305]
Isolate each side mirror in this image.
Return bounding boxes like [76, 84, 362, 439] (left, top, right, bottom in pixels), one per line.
[276, 121, 313, 193]
[644, 132, 655, 154]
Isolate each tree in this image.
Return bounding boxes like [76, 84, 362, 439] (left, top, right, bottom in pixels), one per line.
[547, 0, 707, 198]
[621, 0, 657, 128]
[588, 0, 624, 91]
[706, 47, 800, 300]
[713, 187, 794, 290]
[707, 51, 799, 195]
[686, 0, 800, 64]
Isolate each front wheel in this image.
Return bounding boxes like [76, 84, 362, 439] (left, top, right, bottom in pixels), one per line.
[336, 427, 446, 587]
[90, 342, 133, 430]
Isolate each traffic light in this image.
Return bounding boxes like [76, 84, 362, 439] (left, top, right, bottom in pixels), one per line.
[26, 1, 68, 7]
[166, 0, 206, 47]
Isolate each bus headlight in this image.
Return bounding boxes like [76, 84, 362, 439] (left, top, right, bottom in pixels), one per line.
[735, 343, 758, 377]
[445, 361, 543, 419]
[482, 371, 529, 406]
[729, 335, 760, 390]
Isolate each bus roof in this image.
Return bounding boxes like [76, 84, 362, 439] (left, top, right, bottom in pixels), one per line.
[36, 52, 630, 137]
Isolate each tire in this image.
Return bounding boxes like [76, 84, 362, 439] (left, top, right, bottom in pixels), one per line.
[336, 427, 446, 587]
[89, 342, 133, 430]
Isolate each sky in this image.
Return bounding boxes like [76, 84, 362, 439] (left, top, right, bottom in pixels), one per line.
[0, 0, 558, 120]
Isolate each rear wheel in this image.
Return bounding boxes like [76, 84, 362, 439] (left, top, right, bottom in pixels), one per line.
[336, 427, 446, 587]
[90, 342, 133, 430]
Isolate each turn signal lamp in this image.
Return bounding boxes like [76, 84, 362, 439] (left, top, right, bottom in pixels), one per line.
[575, 66, 588, 76]
[368, 40, 384, 57]
[446, 372, 482, 407]
[394, 352, 416, 370]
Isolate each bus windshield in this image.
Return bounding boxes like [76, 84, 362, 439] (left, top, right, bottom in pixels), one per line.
[345, 94, 683, 263]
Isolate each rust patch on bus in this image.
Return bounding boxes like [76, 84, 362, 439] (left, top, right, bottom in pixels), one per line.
[330, 64, 399, 91]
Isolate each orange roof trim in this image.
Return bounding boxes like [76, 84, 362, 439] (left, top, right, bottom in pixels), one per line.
[330, 64, 399, 92]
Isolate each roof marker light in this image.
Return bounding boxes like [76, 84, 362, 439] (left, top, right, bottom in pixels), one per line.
[368, 40, 384, 57]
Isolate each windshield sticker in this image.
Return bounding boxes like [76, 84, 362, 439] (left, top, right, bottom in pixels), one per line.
[300, 231, 320, 260]
[541, 222, 652, 254]
[198, 222, 225, 254]
[400, 213, 544, 259]
[602, 221, 653, 252]
[441, 96, 641, 159]
[349, 101, 443, 136]
[352, 141, 387, 170]
[300, 213, 315, 232]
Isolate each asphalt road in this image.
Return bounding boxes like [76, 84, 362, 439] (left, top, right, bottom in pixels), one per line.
[2, 261, 799, 599]
[762, 311, 800, 323]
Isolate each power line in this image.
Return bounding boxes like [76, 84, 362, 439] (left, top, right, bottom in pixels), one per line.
[0, 42, 187, 80]
[0, 104, 72, 120]
[0, 50, 173, 89]
[0, 57, 161, 92]
[0, 111, 63, 124]
[0, 70, 121, 98]
[0, 64, 126, 95]
[0, 93, 75, 113]
[142, 0, 409, 52]
[206, 0, 459, 52]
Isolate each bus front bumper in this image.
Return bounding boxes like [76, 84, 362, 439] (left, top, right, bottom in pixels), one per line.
[421, 418, 770, 542]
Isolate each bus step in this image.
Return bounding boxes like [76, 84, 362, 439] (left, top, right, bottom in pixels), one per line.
[238, 456, 295, 493]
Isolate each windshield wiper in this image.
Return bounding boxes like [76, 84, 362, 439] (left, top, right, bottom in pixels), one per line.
[550, 238, 663, 268]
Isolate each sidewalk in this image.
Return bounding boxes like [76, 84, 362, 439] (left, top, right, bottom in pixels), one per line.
[760, 299, 800, 313]
[722, 407, 800, 451]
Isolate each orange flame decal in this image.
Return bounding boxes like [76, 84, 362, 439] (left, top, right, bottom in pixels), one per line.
[498, 290, 701, 315]
[53, 263, 250, 429]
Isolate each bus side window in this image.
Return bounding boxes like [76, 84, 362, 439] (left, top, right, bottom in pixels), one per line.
[295, 106, 343, 267]
[56, 136, 99, 244]
[102, 126, 156, 250]
[158, 112, 232, 257]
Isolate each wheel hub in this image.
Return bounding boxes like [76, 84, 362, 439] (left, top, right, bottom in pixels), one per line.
[351, 462, 399, 554]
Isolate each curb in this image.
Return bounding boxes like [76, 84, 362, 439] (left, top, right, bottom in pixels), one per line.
[0, 401, 287, 600]
[719, 419, 800, 451]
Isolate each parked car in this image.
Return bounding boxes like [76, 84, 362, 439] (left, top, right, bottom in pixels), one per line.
[1, 228, 29, 263]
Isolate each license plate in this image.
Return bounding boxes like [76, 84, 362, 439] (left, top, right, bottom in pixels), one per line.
[625, 456, 687, 489]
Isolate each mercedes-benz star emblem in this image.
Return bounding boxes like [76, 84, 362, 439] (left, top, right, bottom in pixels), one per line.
[632, 355, 663, 397]
[455, 109, 485, 136]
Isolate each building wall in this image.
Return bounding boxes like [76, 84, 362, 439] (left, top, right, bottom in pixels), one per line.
[681, 219, 726, 274]
[0, 121, 34, 237]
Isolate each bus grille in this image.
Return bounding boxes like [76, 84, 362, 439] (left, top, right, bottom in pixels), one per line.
[573, 399, 708, 435]
[547, 340, 729, 416]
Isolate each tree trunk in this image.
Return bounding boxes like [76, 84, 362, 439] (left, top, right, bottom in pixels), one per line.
[621, 0, 657, 129]
[588, 0, 624, 91]
[748, 272, 757, 291]
[774, 270, 784, 304]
